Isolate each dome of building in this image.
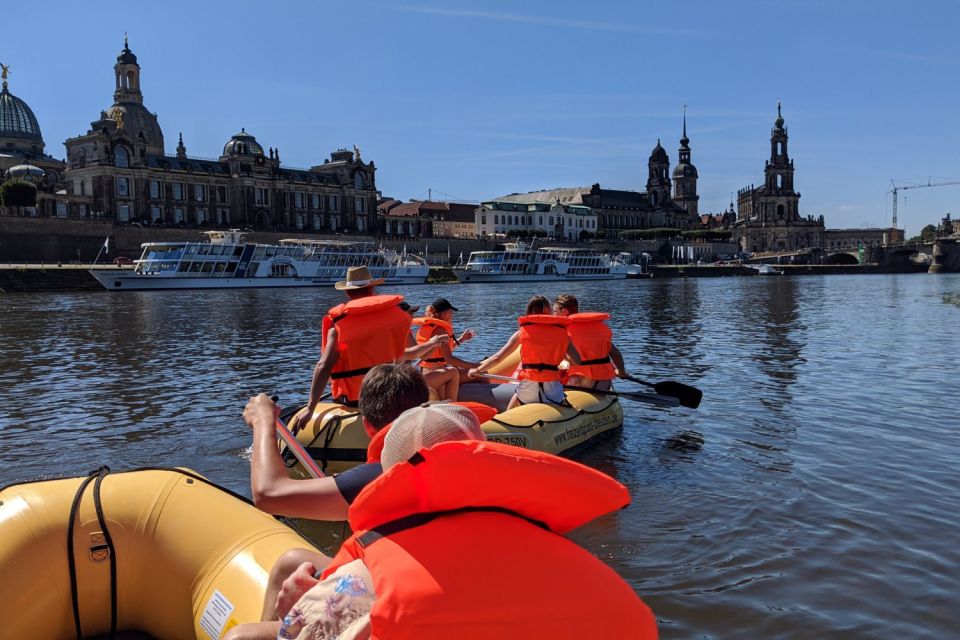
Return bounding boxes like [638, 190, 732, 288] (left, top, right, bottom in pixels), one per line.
[222, 129, 264, 157]
[673, 163, 698, 179]
[649, 140, 668, 162]
[117, 42, 138, 65]
[5, 163, 44, 179]
[0, 82, 43, 143]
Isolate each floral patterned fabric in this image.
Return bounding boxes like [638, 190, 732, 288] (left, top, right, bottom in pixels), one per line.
[278, 559, 375, 640]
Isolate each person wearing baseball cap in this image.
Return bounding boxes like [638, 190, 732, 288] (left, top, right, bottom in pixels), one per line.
[411, 298, 479, 401]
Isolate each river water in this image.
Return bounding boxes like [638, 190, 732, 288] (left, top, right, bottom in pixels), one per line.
[1, 274, 958, 638]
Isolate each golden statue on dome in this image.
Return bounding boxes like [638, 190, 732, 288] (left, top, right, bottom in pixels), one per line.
[111, 106, 125, 130]
[1, 63, 10, 81]
[353, 144, 362, 163]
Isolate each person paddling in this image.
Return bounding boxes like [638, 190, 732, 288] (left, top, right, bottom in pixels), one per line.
[412, 297, 479, 401]
[293, 265, 447, 432]
[553, 293, 627, 390]
[469, 294, 581, 410]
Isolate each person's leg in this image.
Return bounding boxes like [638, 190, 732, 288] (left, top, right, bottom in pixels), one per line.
[222, 621, 281, 640]
[443, 366, 460, 401]
[260, 548, 330, 621]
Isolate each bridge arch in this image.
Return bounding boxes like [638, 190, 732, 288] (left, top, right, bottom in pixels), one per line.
[823, 252, 859, 265]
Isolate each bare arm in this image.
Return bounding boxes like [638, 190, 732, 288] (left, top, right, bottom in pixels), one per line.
[469, 331, 521, 376]
[294, 327, 340, 432]
[438, 339, 478, 369]
[245, 394, 350, 521]
[401, 333, 449, 361]
[610, 343, 626, 377]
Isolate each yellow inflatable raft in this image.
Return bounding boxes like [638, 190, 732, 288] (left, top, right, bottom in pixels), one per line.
[284, 350, 624, 475]
[0, 467, 320, 640]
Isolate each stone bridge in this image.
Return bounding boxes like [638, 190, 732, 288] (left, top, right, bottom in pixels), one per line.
[823, 238, 959, 272]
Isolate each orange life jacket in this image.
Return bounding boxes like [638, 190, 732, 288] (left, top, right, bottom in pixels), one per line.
[566, 312, 617, 380]
[322, 295, 412, 404]
[411, 317, 455, 369]
[517, 314, 571, 382]
[365, 403, 495, 463]
[323, 441, 657, 639]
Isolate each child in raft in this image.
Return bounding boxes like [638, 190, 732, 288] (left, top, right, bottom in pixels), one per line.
[469, 294, 581, 410]
[411, 298, 479, 401]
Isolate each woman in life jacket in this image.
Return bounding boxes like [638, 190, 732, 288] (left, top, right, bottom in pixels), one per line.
[285, 403, 658, 639]
[553, 293, 627, 390]
[411, 297, 479, 402]
[469, 295, 581, 410]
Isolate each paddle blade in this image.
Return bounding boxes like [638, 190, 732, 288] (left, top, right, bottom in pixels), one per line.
[652, 381, 703, 409]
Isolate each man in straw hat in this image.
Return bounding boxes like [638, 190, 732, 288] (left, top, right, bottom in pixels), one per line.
[293, 265, 448, 432]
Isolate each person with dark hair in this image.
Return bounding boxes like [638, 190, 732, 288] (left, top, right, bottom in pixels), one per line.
[234, 363, 430, 637]
[553, 293, 627, 390]
[469, 294, 581, 410]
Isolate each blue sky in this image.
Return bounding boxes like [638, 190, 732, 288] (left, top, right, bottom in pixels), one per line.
[4, 0, 959, 236]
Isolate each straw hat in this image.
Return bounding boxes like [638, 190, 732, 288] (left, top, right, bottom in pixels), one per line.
[381, 403, 487, 470]
[335, 265, 386, 291]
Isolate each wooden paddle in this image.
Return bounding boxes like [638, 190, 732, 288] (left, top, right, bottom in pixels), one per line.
[479, 373, 680, 408]
[270, 396, 325, 478]
[621, 374, 702, 409]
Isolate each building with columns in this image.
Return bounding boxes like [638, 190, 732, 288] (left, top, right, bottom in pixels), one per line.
[732, 104, 824, 253]
[61, 39, 378, 232]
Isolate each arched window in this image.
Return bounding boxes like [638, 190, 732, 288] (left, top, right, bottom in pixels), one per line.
[494, 214, 499, 224]
[777, 204, 785, 218]
[354, 173, 364, 190]
[114, 147, 129, 168]
[776, 174, 783, 189]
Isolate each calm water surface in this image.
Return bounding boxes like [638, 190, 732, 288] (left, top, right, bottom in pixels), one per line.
[2, 274, 958, 638]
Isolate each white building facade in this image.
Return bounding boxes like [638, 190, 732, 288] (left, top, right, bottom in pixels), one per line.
[475, 200, 598, 242]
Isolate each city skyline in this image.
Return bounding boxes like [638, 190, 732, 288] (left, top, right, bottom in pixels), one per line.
[3, 0, 959, 236]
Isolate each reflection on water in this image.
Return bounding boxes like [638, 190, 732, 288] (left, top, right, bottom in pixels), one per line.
[2, 274, 960, 638]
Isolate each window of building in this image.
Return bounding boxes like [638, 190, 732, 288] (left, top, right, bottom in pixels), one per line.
[149, 180, 161, 199]
[79, 204, 87, 218]
[549, 216, 554, 225]
[173, 183, 184, 201]
[115, 147, 129, 168]
[294, 192, 303, 208]
[313, 214, 321, 230]
[328, 195, 339, 212]
[538, 216, 543, 225]
[296, 214, 304, 229]
[494, 215, 499, 224]
[174, 208, 184, 224]
[330, 215, 339, 231]
[481, 214, 486, 225]
[255, 188, 269, 206]
[311, 194, 320, 209]
[151, 206, 161, 222]
[216, 186, 228, 204]
[218, 209, 229, 225]
[118, 205, 130, 222]
[354, 173, 364, 190]
[56, 202, 68, 218]
[195, 184, 206, 202]
[355, 198, 365, 213]
[197, 208, 207, 224]
[116, 177, 129, 197]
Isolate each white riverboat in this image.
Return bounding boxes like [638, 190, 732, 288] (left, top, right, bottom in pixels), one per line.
[90, 230, 429, 291]
[456, 242, 639, 283]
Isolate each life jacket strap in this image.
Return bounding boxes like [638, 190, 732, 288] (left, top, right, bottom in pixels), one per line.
[580, 356, 612, 366]
[357, 506, 551, 549]
[330, 366, 373, 380]
[521, 363, 559, 371]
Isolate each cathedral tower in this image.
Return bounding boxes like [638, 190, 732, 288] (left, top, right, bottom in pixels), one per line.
[672, 109, 699, 216]
[762, 101, 799, 223]
[646, 139, 671, 208]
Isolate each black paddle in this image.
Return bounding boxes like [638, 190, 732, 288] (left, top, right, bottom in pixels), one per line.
[563, 384, 680, 408]
[621, 374, 702, 409]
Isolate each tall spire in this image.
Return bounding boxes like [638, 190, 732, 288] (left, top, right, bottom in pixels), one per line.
[680, 105, 689, 147]
[775, 100, 785, 128]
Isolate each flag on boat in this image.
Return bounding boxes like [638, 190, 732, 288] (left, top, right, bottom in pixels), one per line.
[102, 236, 110, 255]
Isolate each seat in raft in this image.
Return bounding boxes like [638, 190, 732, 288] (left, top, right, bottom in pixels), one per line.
[0, 468, 319, 639]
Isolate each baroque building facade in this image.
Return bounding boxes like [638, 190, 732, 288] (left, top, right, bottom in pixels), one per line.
[732, 104, 824, 253]
[476, 124, 699, 239]
[61, 40, 378, 232]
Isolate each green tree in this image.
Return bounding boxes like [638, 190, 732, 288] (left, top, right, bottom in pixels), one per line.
[920, 224, 938, 242]
[0, 179, 37, 208]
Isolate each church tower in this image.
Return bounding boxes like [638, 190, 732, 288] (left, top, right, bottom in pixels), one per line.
[762, 101, 799, 222]
[672, 109, 699, 216]
[114, 34, 143, 105]
[646, 139, 671, 208]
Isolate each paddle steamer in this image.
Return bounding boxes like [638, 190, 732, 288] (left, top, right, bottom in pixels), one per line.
[456, 242, 640, 283]
[90, 230, 429, 291]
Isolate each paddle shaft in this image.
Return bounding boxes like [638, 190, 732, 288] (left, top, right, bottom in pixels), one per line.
[270, 396, 325, 478]
[479, 373, 680, 407]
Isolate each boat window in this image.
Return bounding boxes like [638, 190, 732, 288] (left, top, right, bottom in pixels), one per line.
[189, 261, 203, 273]
[200, 261, 215, 274]
[178, 262, 190, 273]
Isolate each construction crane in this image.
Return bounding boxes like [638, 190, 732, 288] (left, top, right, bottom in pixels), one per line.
[888, 178, 960, 231]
